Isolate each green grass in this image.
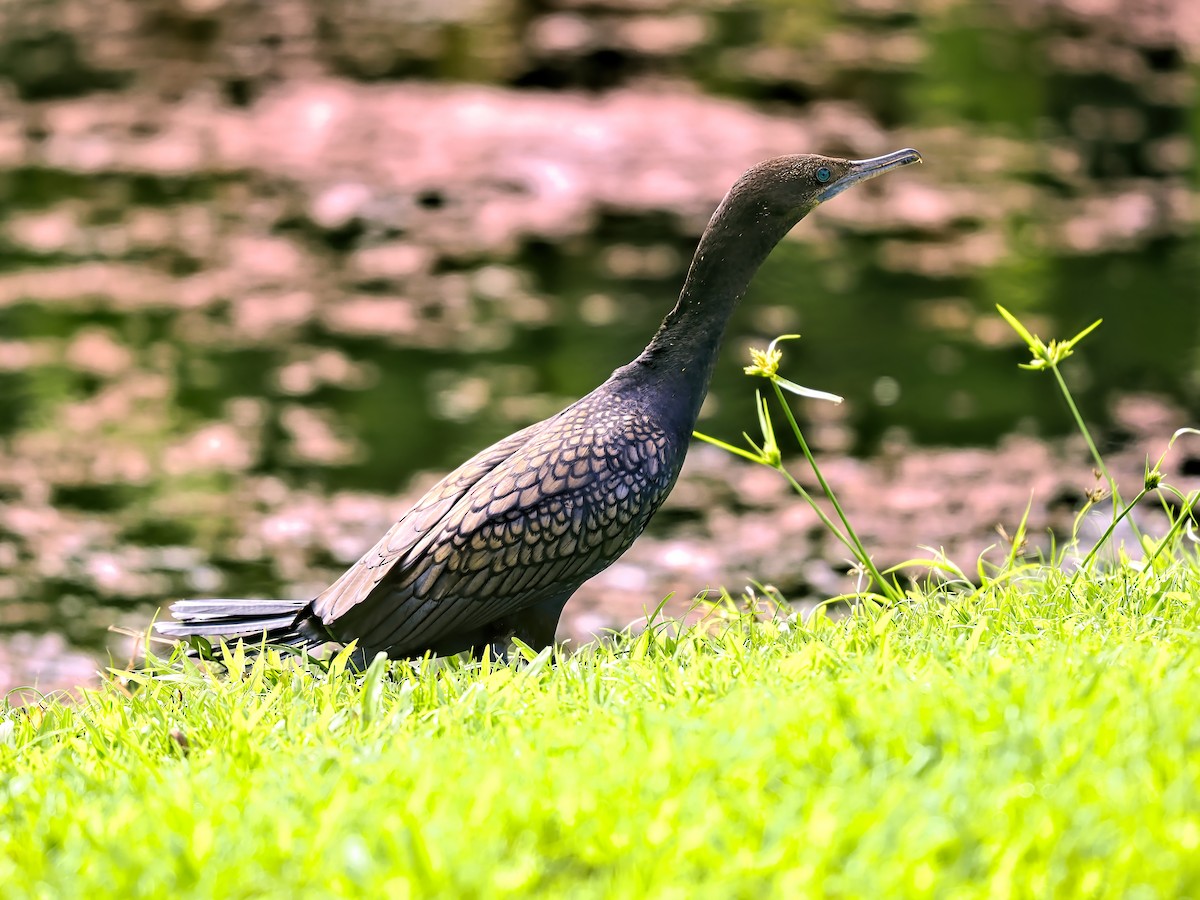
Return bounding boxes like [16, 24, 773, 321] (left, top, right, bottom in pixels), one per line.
[5, 553, 1200, 898]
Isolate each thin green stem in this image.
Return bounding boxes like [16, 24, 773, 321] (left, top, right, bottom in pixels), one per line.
[1051, 365, 1111, 487]
[694, 428, 851, 545]
[771, 464, 851, 547]
[692, 431, 768, 464]
[1068, 487, 1149, 588]
[1141, 488, 1198, 571]
[1050, 364, 1146, 547]
[770, 381, 903, 604]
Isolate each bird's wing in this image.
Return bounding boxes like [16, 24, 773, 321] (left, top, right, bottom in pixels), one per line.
[310, 417, 550, 623]
[317, 405, 680, 655]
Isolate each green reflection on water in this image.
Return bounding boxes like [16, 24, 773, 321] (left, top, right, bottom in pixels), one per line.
[1, 231, 1197, 488]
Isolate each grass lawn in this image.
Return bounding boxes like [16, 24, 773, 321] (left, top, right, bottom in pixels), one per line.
[4, 548, 1200, 898]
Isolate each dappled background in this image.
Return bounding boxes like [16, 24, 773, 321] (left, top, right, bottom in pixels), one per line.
[0, 0, 1197, 692]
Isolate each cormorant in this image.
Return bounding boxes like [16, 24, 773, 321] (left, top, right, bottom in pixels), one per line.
[156, 148, 922, 660]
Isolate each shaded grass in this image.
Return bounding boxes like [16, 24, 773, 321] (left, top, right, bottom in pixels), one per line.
[5, 552, 1200, 897]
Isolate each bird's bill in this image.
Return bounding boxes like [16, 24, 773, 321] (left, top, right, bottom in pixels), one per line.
[819, 147, 923, 202]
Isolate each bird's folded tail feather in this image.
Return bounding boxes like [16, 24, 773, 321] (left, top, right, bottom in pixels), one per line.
[154, 598, 319, 648]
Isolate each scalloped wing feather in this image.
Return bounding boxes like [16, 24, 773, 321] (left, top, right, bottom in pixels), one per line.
[313, 401, 681, 656]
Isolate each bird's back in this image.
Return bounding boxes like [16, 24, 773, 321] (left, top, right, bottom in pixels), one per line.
[307, 384, 688, 657]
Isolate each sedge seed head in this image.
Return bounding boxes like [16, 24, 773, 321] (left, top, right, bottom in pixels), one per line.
[745, 346, 782, 379]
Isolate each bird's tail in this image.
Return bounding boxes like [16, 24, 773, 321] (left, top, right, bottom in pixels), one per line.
[154, 598, 320, 650]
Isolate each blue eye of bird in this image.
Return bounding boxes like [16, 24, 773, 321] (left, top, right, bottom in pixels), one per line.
[816, 167, 832, 183]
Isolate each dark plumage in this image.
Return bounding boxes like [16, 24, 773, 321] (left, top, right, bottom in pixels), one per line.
[156, 148, 922, 660]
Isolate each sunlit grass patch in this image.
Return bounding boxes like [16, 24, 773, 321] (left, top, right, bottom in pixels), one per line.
[5, 551, 1200, 897]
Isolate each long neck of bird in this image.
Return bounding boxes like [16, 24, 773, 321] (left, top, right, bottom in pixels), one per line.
[627, 193, 807, 428]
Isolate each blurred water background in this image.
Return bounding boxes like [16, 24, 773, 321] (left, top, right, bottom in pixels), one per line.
[0, 0, 1197, 690]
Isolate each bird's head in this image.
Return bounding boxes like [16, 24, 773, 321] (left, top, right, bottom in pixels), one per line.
[640, 145, 922, 393]
[727, 148, 923, 222]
